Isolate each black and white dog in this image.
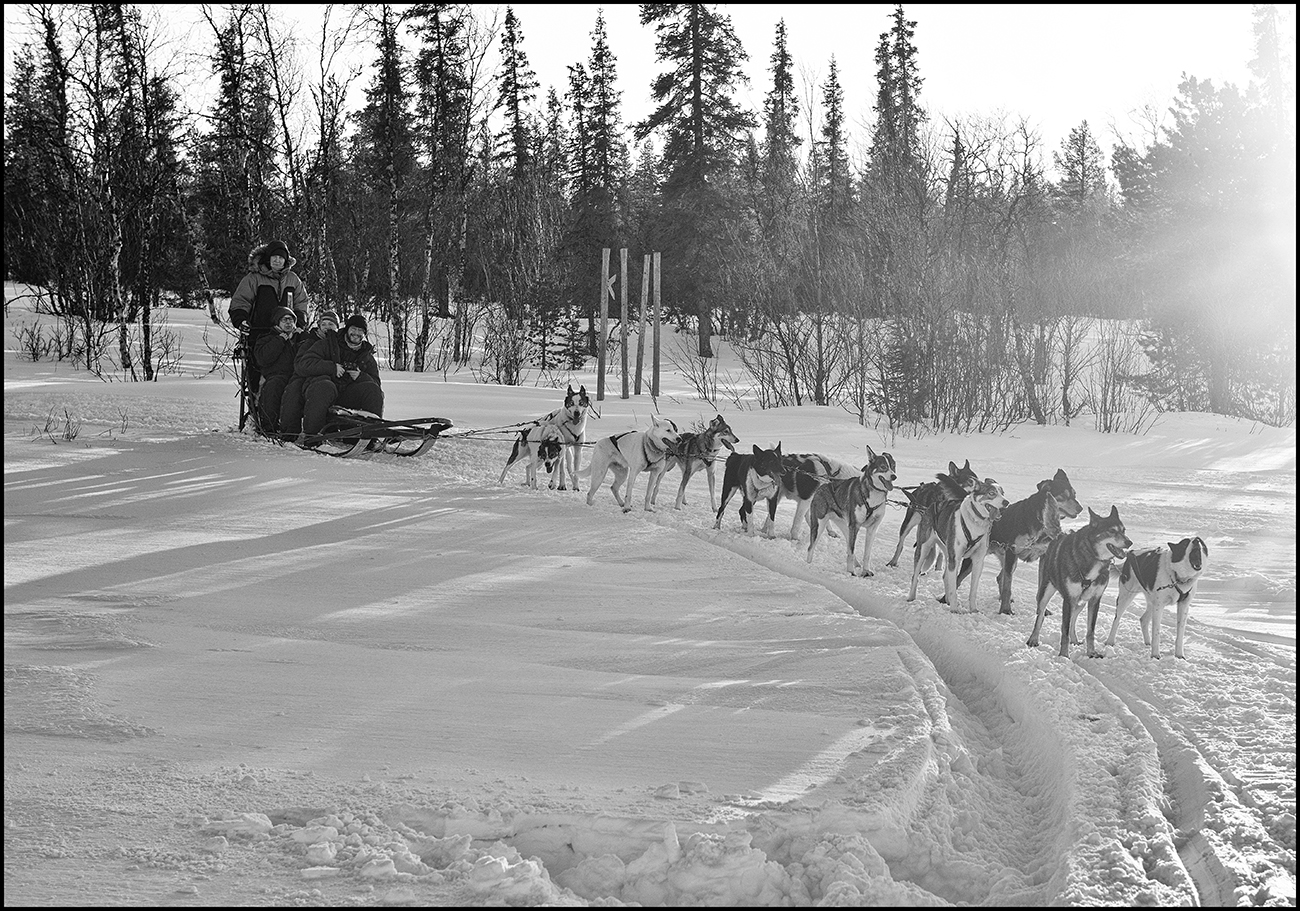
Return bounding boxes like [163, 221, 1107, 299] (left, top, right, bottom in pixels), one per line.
[955, 468, 1083, 615]
[806, 447, 897, 577]
[534, 384, 592, 491]
[584, 415, 682, 513]
[715, 443, 784, 536]
[886, 460, 980, 569]
[1027, 506, 1132, 659]
[907, 477, 1009, 612]
[650, 414, 740, 511]
[497, 422, 564, 490]
[776, 453, 860, 540]
[1106, 537, 1208, 659]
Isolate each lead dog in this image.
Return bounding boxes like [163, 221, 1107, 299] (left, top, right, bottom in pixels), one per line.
[1106, 536, 1208, 659]
[584, 415, 681, 513]
[714, 443, 784, 536]
[806, 447, 897, 576]
[1027, 506, 1132, 659]
[907, 477, 1009, 612]
[535, 384, 592, 490]
[954, 468, 1083, 614]
[650, 414, 740, 511]
[498, 422, 564, 490]
[886, 460, 980, 569]
[777, 453, 860, 540]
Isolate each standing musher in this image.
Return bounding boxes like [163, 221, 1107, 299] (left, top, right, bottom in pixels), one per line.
[228, 240, 309, 430]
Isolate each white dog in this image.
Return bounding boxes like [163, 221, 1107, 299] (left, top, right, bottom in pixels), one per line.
[584, 416, 682, 513]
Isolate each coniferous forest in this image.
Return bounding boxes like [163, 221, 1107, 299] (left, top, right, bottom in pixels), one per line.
[3, 4, 1295, 430]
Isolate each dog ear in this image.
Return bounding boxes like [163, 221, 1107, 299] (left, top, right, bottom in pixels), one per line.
[865, 445, 876, 461]
[753, 444, 762, 457]
[579, 385, 587, 395]
[1037, 479, 1053, 494]
[1054, 468, 1068, 482]
[1088, 506, 1101, 522]
[1168, 539, 1190, 562]
[1108, 504, 1120, 519]
[948, 460, 958, 475]
[963, 459, 972, 472]
[774, 441, 782, 457]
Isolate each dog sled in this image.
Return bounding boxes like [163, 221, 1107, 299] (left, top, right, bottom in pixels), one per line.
[234, 334, 451, 458]
[295, 408, 454, 458]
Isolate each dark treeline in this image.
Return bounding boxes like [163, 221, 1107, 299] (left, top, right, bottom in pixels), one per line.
[4, 4, 1295, 428]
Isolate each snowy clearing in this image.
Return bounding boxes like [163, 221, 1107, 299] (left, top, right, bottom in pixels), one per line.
[4, 302, 1295, 906]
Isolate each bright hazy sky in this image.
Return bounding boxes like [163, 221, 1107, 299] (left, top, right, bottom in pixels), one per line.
[4, 4, 1289, 167]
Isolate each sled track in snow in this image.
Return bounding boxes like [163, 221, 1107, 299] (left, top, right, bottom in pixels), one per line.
[674, 517, 1294, 906]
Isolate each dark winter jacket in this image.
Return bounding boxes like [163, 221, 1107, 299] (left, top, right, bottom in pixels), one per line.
[294, 330, 381, 387]
[229, 243, 309, 330]
[254, 328, 306, 379]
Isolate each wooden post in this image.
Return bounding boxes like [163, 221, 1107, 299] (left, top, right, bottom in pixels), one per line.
[652, 251, 661, 398]
[634, 254, 649, 395]
[597, 247, 610, 401]
[619, 248, 629, 399]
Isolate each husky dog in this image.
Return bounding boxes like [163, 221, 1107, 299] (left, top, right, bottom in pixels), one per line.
[806, 447, 897, 576]
[955, 468, 1083, 615]
[1106, 537, 1208, 659]
[498, 422, 564, 490]
[584, 415, 682, 513]
[534, 384, 592, 491]
[714, 443, 784, 536]
[650, 414, 740, 511]
[1027, 506, 1132, 659]
[907, 477, 1009, 612]
[886, 460, 980, 568]
[777, 453, 860, 540]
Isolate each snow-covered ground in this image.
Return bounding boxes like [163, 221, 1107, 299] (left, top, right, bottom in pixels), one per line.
[4, 296, 1295, 906]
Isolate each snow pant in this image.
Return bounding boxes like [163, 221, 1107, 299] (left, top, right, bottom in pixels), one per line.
[279, 376, 307, 435]
[302, 375, 385, 435]
[257, 374, 291, 436]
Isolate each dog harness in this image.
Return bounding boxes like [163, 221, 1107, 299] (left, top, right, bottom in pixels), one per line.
[1155, 573, 1196, 599]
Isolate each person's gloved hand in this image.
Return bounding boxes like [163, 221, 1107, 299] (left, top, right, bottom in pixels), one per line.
[231, 311, 247, 330]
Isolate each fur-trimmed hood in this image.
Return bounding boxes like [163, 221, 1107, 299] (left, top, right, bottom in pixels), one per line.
[247, 242, 298, 275]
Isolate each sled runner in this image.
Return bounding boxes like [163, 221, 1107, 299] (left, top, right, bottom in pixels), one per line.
[295, 407, 454, 458]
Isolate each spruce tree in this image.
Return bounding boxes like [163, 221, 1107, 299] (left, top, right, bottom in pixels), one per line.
[635, 3, 755, 356]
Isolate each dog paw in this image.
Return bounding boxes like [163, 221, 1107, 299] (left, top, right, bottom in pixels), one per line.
[859, 569, 874, 578]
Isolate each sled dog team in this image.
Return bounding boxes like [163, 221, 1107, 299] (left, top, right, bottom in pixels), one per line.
[499, 386, 1208, 661]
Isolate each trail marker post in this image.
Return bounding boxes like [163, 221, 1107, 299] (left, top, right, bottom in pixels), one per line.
[597, 247, 610, 402]
[619, 248, 629, 399]
[634, 254, 649, 395]
[652, 252, 662, 398]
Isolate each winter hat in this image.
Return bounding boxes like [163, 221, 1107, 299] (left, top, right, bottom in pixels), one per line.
[318, 309, 341, 328]
[262, 240, 291, 264]
[271, 306, 297, 326]
[345, 314, 368, 335]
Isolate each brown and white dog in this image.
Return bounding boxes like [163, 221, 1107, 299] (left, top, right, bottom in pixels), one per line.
[954, 468, 1083, 615]
[806, 447, 897, 576]
[714, 443, 784, 536]
[583, 415, 682, 513]
[907, 477, 1009, 612]
[887, 460, 980, 569]
[1106, 536, 1208, 659]
[650, 414, 740, 511]
[1027, 506, 1132, 659]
